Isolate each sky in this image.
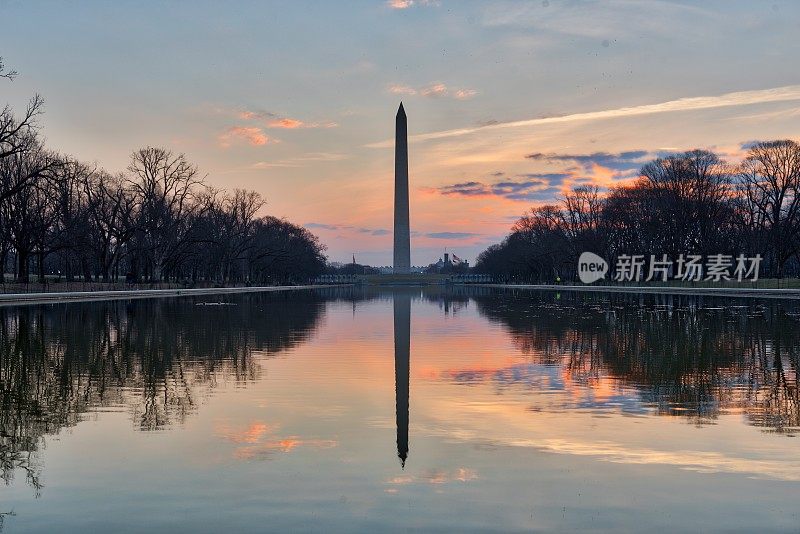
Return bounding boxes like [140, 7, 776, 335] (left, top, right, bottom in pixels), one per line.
[2, 0, 800, 265]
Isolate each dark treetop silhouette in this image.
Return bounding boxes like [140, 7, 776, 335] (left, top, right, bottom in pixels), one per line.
[474, 144, 800, 282]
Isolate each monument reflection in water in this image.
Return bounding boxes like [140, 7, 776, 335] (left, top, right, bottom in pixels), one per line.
[0, 287, 799, 532]
[394, 292, 410, 467]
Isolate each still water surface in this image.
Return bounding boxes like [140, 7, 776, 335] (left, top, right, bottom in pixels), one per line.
[1, 287, 799, 532]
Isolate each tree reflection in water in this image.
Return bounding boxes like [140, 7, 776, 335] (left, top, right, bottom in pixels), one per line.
[473, 289, 800, 435]
[0, 290, 330, 494]
[3, 287, 798, 497]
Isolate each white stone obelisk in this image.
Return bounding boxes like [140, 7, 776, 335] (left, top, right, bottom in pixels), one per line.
[393, 103, 411, 273]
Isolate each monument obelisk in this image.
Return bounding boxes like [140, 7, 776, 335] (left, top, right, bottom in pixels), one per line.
[393, 103, 411, 274]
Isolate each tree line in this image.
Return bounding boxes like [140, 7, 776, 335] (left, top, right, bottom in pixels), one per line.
[1, 58, 326, 285]
[474, 144, 800, 281]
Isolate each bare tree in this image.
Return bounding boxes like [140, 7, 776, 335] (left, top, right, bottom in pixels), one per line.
[127, 147, 206, 281]
[561, 185, 605, 259]
[0, 57, 17, 81]
[0, 95, 44, 164]
[0, 143, 60, 282]
[83, 170, 137, 281]
[737, 140, 800, 277]
[217, 189, 265, 281]
[640, 150, 732, 257]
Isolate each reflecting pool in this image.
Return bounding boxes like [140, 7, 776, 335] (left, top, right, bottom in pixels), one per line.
[1, 287, 799, 532]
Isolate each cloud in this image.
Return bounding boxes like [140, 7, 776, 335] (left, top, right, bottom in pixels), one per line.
[739, 140, 764, 150]
[524, 150, 674, 190]
[216, 422, 273, 444]
[386, 0, 439, 8]
[237, 109, 337, 129]
[305, 222, 389, 236]
[388, 84, 417, 95]
[432, 173, 568, 201]
[367, 85, 800, 147]
[218, 126, 275, 147]
[248, 161, 297, 169]
[267, 117, 337, 129]
[247, 153, 348, 169]
[437, 181, 488, 197]
[494, 437, 800, 482]
[527, 150, 650, 173]
[482, 0, 712, 39]
[215, 420, 336, 461]
[305, 223, 340, 231]
[421, 83, 449, 98]
[268, 118, 305, 129]
[234, 438, 337, 460]
[425, 232, 481, 239]
[384, 468, 478, 488]
[238, 110, 266, 120]
[454, 89, 478, 100]
[725, 106, 800, 122]
[386, 82, 478, 100]
[305, 223, 479, 240]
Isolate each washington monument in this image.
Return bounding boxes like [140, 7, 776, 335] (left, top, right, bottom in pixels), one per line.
[393, 103, 411, 273]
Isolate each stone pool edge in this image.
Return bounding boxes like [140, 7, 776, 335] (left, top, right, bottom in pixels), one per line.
[0, 285, 352, 306]
[475, 283, 800, 300]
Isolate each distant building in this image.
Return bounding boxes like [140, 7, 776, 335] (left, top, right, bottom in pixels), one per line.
[426, 251, 469, 273]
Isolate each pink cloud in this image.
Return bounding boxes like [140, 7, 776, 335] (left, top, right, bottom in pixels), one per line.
[421, 83, 449, 98]
[454, 88, 478, 100]
[388, 84, 417, 95]
[388, 82, 478, 100]
[236, 110, 338, 130]
[387, 0, 439, 8]
[218, 126, 275, 147]
[233, 438, 338, 460]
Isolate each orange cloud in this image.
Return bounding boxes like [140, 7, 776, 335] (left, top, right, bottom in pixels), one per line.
[215, 422, 273, 444]
[218, 126, 274, 147]
[234, 438, 338, 460]
[268, 118, 305, 129]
